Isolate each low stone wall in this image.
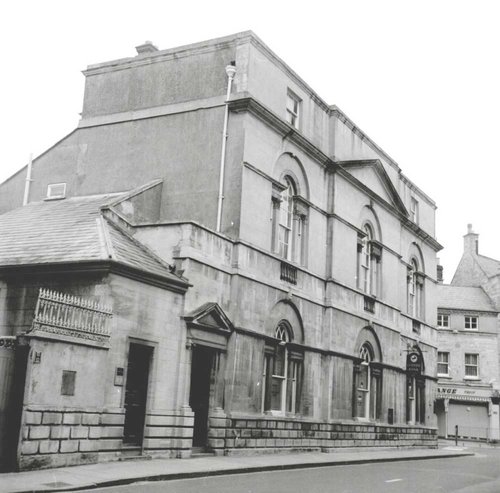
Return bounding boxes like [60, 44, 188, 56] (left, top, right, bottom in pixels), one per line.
[143, 408, 194, 459]
[18, 407, 194, 470]
[208, 414, 437, 455]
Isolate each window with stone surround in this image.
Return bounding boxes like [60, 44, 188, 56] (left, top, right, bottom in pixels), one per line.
[286, 90, 301, 129]
[410, 197, 419, 224]
[437, 352, 449, 377]
[437, 313, 449, 328]
[271, 177, 308, 266]
[354, 343, 381, 420]
[357, 224, 382, 297]
[263, 321, 302, 415]
[408, 258, 424, 319]
[464, 353, 479, 379]
[464, 316, 478, 330]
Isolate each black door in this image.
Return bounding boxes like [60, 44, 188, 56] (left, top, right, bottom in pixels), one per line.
[123, 344, 152, 445]
[189, 346, 213, 448]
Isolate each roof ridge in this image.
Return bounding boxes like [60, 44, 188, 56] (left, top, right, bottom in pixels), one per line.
[96, 216, 115, 260]
[102, 214, 185, 280]
[104, 179, 163, 209]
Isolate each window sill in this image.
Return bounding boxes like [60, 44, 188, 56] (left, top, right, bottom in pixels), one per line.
[463, 377, 481, 381]
[437, 375, 451, 379]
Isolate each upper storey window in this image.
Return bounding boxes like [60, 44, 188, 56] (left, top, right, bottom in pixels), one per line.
[464, 316, 478, 330]
[410, 197, 419, 225]
[357, 224, 382, 297]
[286, 90, 301, 129]
[272, 176, 308, 266]
[278, 178, 295, 260]
[437, 313, 449, 328]
[408, 258, 424, 319]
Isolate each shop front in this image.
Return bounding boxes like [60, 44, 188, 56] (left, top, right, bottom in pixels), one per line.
[435, 385, 500, 441]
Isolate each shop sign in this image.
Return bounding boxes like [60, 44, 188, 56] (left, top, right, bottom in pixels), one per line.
[437, 386, 494, 399]
[437, 387, 457, 395]
[406, 350, 422, 376]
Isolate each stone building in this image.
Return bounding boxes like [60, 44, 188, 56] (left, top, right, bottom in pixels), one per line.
[435, 226, 500, 441]
[0, 32, 441, 470]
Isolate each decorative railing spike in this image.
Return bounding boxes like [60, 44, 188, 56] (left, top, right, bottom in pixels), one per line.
[30, 288, 112, 344]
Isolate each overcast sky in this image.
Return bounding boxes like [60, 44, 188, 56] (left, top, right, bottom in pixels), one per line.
[1, 0, 498, 282]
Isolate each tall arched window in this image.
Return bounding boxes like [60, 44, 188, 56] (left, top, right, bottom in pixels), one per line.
[263, 321, 302, 414]
[278, 178, 295, 260]
[408, 258, 424, 319]
[354, 343, 381, 420]
[272, 176, 308, 266]
[357, 224, 381, 296]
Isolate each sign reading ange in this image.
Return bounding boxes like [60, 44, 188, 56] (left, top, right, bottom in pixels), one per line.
[406, 350, 422, 376]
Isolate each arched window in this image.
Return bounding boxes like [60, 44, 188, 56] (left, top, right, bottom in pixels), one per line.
[357, 224, 381, 296]
[408, 258, 424, 319]
[278, 178, 295, 260]
[263, 321, 302, 414]
[272, 176, 308, 266]
[354, 343, 381, 420]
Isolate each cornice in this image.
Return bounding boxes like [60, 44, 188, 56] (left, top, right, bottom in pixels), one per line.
[229, 95, 335, 169]
[337, 159, 408, 216]
[83, 31, 255, 76]
[0, 260, 190, 294]
[330, 106, 401, 173]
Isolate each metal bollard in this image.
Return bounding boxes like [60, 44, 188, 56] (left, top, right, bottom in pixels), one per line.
[455, 425, 458, 446]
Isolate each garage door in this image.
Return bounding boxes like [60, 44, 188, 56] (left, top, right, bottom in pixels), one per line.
[447, 401, 489, 440]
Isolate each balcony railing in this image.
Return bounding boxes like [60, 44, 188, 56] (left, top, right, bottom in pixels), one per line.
[280, 261, 297, 284]
[30, 288, 112, 346]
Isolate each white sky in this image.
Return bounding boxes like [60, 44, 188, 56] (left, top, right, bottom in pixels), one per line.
[1, 0, 499, 282]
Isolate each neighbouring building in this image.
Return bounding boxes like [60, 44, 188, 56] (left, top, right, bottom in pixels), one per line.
[0, 32, 442, 471]
[435, 225, 500, 441]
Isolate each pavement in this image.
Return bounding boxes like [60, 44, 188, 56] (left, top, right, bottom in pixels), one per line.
[1, 445, 473, 493]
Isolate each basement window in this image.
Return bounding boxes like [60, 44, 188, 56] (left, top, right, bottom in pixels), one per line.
[46, 183, 67, 200]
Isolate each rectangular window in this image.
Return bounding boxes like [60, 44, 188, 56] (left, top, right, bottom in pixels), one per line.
[46, 182, 67, 200]
[464, 353, 479, 378]
[437, 352, 449, 376]
[286, 90, 301, 129]
[410, 197, 419, 224]
[464, 316, 478, 330]
[437, 314, 449, 328]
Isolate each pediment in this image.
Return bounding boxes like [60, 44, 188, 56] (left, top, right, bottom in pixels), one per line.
[184, 302, 234, 333]
[338, 160, 407, 216]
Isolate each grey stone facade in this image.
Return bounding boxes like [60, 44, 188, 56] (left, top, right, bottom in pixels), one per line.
[0, 32, 442, 470]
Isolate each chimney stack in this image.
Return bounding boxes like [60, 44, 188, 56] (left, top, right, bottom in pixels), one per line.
[464, 223, 479, 255]
[135, 41, 158, 55]
[437, 258, 444, 283]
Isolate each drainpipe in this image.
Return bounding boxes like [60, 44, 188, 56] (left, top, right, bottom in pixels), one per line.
[216, 62, 237, 233]
[22, 153, 33, 206]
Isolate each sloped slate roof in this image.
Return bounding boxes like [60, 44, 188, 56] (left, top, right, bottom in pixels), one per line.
[476, 254, 500, 277]
[0, 194, 183, 284]
[437, 284, 496, 312]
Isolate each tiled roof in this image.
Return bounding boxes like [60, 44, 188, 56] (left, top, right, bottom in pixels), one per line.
[0, 194, 184, 284]
[437, 284, 496, 312]
[476, 254, 500, 277]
